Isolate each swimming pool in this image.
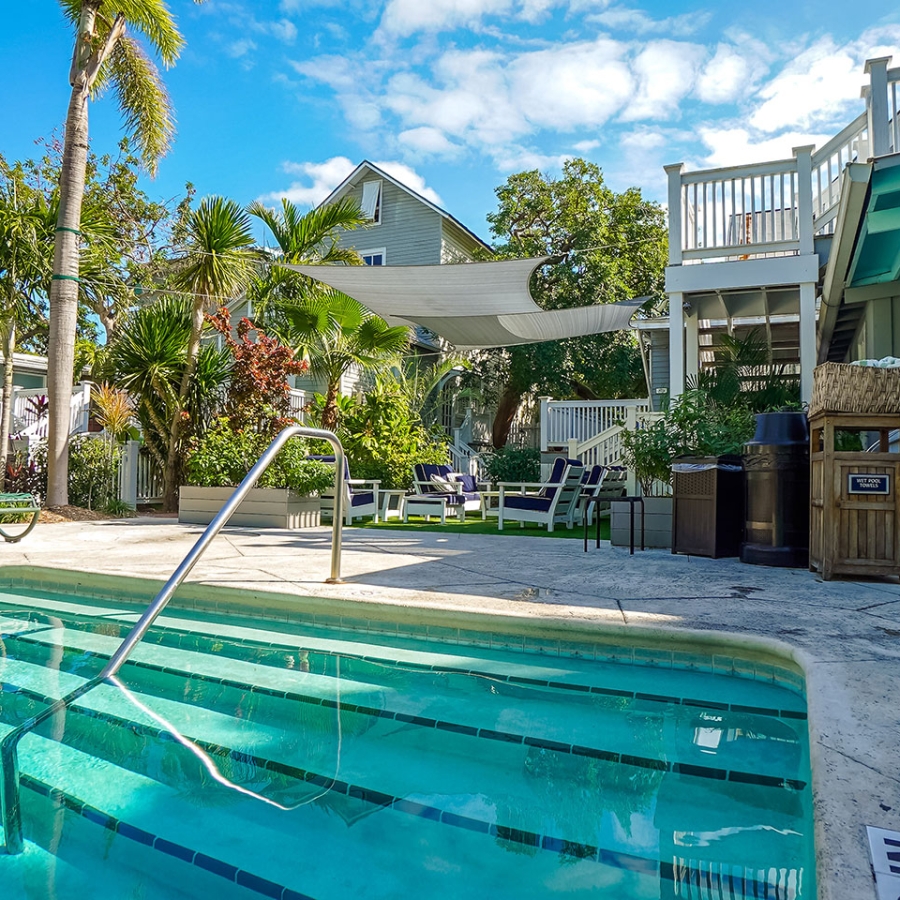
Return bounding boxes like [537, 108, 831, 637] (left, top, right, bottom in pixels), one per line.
[0, 578, 814, 899]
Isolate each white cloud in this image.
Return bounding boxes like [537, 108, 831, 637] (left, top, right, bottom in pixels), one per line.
[492, 146, 573, 172]
[587, 6, 710, 38]
[227, 39, 257, 58]
[511, 38, 634, 130]
[748, 27, 900, 133]
[379, 0, 513, 37]
[398, 126, 461, 155]
[697, 127, 833, 168]
[619, 40, 705, 121]
[696, 43, 765, 104]
[573, 139, 600, 152]
[260, 156, 357, 206]
[258, 156, 444, 207]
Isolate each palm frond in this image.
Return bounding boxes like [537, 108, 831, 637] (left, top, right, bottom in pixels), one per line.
[105, 0, 186, 65]
[108, 36, 173, 173]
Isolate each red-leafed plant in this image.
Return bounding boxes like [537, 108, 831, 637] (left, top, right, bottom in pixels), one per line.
[206, 306, 308, 437]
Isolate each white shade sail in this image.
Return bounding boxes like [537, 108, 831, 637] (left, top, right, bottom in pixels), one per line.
[278, 258, 644, 349]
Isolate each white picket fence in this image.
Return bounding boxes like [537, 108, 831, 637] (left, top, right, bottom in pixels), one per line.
[9, 383, 91, 440]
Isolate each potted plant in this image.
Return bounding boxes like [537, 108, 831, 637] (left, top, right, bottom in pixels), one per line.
[617, 415, 676, 549]
[179, 419, 334, 528]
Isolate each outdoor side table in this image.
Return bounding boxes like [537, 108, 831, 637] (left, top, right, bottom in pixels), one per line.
[380, 489, 407, 522]
[612, 496, 645, 555]
[402, 495, 448, 524]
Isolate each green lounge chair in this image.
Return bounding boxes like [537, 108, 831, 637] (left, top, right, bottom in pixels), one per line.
[0, 493, 41, 543]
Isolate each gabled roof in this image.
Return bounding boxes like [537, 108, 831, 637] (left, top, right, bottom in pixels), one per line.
[321, 160, 490, 253]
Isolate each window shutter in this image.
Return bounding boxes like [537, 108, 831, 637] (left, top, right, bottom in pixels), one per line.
[360, 180, 382, 221]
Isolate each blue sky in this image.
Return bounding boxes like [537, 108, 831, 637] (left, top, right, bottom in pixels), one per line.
[2, 1, 899, 244]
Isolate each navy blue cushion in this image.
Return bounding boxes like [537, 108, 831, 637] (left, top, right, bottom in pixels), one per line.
[504, 495, 552, 512]
[350, 492, 374, 507]
[584, 465, 604, 486]
[307, 455, 351, 481]
[415, 463, 453, 493]
[541, 458, 569, 499]
[453, 474, 478, 493]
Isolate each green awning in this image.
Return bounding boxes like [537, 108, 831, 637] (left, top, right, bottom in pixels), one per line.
[847, 158, 900, 287]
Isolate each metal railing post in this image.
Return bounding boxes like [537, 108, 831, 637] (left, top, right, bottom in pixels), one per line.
[0, 424, 345, 854]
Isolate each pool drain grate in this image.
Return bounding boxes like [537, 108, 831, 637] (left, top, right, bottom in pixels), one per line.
[866, 825, 900, 900]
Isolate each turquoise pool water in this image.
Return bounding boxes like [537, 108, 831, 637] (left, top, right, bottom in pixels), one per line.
[0, 585, 815, 899]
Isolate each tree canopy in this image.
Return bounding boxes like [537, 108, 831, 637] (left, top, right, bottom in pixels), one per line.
[474, 159, 667, 446]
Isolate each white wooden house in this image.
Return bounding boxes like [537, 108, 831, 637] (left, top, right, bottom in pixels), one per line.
[651, 56, 900, 405]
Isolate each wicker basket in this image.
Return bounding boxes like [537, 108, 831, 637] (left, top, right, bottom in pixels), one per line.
[809, 362, 900, 417]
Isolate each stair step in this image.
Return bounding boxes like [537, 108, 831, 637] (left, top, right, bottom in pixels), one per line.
[1, 656, 810, 861]
[18, 733, 673, 899]
[1, 630, 809, 785]
[0, 593, 807, 717]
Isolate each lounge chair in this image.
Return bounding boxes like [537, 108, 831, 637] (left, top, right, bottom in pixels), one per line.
[307, 456, 380, 525]
[411, 463, 483, 522]
[576, 465, 608, 526]
[0, 493, 41, 543]
[496, 458, 585, 532]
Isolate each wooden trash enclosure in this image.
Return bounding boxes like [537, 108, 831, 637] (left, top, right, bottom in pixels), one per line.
[809, 412, 900, 580]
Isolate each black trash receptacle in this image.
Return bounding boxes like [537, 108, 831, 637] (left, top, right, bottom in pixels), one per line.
[671, 456, 745, 558]
[741, 411, 810, 568]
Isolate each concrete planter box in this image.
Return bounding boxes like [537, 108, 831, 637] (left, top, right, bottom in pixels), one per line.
[610, 496, 673, 549]
[178, 486, 321, 529]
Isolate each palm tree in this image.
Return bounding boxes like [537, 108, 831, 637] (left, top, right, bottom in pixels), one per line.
[0, 166, 54, 487]
[46, 0, 203, 506]
[248, 197, 409, 430]
[162, 196, 258, 509]
[110, 295, 229, 504]
[246, 197, 367, 320]
[280, 292, 411, 431]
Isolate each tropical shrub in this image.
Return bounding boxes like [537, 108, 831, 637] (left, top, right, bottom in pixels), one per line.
[206, 307, 307, 436]
[184, 419, 334, 494]
[480, 447, 541, 485]
[621, 389, 756, 495]
[68, 435, 122, 511]
[336, 382, 449, 489]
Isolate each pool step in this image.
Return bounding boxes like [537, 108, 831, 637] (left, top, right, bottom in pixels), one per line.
[0, 596, 807, 716]
[0, 626, 809, 781]
[0, 660, 810, 863]
[15, 729, 670, 900]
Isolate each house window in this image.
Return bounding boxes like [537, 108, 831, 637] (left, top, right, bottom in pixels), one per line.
[360, 180, 382, 224]
[361, 249, 386, 266]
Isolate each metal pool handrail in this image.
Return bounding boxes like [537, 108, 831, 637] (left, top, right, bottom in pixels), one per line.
[0, 425, 346, 855]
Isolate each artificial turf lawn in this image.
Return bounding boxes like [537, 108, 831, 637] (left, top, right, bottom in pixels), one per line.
[356, 513, 611, 541]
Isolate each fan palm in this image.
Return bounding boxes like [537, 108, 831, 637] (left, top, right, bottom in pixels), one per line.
[280, 292, 410, 431]
[159, 196, 259, 509]
[46, 0, 203, 506]
[110, 296, 229, 497]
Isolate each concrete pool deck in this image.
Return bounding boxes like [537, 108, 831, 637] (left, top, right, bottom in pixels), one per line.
[4, 516, 899, 899]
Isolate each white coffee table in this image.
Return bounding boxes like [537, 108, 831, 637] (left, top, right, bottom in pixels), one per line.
[402, 495, 448, 523]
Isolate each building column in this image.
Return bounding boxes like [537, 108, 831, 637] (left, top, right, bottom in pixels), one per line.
[866, 57, 892, 157]
[799, 282, 817, 405]
[669, 292, 685, 399]
[685, 312, 699, 387]
[664, 162, 686, 402]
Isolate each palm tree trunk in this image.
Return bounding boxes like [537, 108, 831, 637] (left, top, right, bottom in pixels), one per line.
[46, 3, 99, 508]
[0, 321, 16, 491]
[162, 299, 205, 511]
[320, 380, 340, 432]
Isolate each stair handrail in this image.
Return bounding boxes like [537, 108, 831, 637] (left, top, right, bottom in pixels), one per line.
[0, 424, 345, 855]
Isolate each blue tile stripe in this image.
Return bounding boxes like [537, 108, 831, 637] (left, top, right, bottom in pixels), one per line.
[20, 773, 315, 900]
[18, 770, 787, 898]
[0, 607, 807, 722]
[2, 666, 807, 793]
